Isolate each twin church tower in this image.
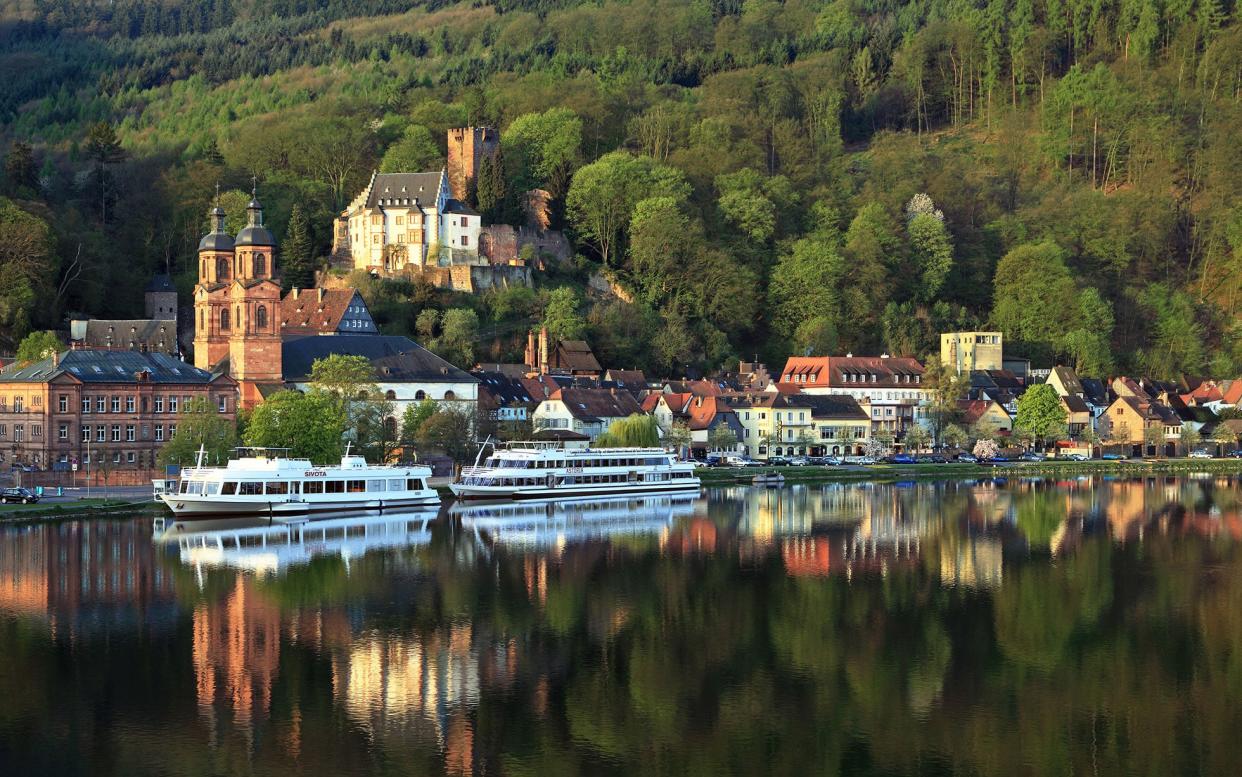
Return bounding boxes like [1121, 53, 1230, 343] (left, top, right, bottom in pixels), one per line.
[193, 194, 282, 408]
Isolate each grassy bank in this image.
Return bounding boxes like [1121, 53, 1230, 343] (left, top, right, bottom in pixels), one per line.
[0, 498, 160, 522]
[697, 458, 1242, 486]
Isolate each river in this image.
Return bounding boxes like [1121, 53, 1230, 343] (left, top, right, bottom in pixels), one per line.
[2, 475, 1241, 776]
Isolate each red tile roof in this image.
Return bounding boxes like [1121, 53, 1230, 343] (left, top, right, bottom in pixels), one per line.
[280, 288, 361, 335]
[780, 355, 924, 388]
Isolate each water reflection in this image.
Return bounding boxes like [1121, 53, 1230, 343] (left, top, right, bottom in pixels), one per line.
[3, 477, 1242, 775]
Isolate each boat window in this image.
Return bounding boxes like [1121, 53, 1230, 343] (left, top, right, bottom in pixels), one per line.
[303, 481, 324, 494]
[239, 482, 263, 496]
[406, 478, 421, 491]
[347, 480, 366, 493]
[367, 479, 386, 492]
[205, 482, 221, 496]
[289, 482, 300, 494]
[220, 482, 237, 495]
[326, 480, 345, 494]
[179, 480, 189, 494]
[485, 456, 497, 468]
[265, 482, 288, 495]
[388, 478, 405, 491]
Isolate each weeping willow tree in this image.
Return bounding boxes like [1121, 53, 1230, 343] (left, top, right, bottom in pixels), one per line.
[594, 415, 660, 448]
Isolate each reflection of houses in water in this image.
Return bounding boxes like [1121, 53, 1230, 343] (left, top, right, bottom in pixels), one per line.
[165, 512, 437, 576]
[192, 575, 282, 731]
[781, 529, 920, 579]
[329, 623, 520, 775]
[939, 537, 1003, 589]
[0, 521, 176, 635]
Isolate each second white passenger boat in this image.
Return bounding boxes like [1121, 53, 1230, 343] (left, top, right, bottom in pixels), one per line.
[160, 446, 439, 518]
[450, 442, 700, 501]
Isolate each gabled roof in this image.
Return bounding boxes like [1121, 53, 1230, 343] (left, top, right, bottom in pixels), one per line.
[640, 393, 662, 413]
[659, 393, 693, 416]
[472, 371, 534, 405]
[685, 395, 735, 431]
[1222, 379, 1242, 406]
[663, 379, 724, 397]
[1113, 377, 1149, 400]
[1050, 365, 1084, 395]
[72, 319, 178, 353]
[957, 399, 1007, 425]
[1181, 382, 1223, 405]
[522, 374, 571, 401]
[1080, 378, 1109, 406]
[443, 198, 480, 216]
[1061, 394, 1090, 414]
[1114, 395, 1182, 424]
[552, 340, 601, 373]
[603, 369, 648, 393]
[548, 387, 643, 421]
[0, 350, 217, 384]
[367, 172, 444, 209]
[281, 335, 477, 384]
[281, 288, 377, 336]
[780, 356, 924, 388]
[797, 394, 869, 421]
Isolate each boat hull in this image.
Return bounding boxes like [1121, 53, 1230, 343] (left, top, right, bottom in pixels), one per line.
[448, 480, 700, 501]
[160, 494, 440, 519]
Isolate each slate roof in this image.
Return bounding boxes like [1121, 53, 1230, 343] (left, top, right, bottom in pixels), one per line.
[1080, 378, 1109, 406]
[0, 350, 217, 384]
[367, 172, 443, 209]
[145, 274, 176, 293]
[1115, 396, 1182, 424]
[550, 388, 643, 421]
[798, 394, 870, 420]
[1062, 394, 1091, 414]
[522, 374, 572, 401]
[443, 198, 480, 216]
[531, 429, 591, 442]
[72, 319, 178, 354]
[1050, 365, 1084, 395]
[604, 369, 648, 394]
[472, 371, 535, 405]
[281, 335, 477, 384]
[281, 288, 377, 336]
[663, 379, 724, 396]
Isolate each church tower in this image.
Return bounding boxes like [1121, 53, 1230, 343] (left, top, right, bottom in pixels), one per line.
[228, 194, 283, 408]
[193, 203, 235, 371]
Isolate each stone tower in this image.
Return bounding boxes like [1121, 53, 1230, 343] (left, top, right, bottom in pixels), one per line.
[446, 126, 499, 204]
[145, 274, 178, 321]
[193, 194, 283, 409]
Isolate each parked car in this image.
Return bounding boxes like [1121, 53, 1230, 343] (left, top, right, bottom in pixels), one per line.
[843, 455, 877, 465]
[1101, 453, 1127, 460]
[1188, 449, 1214, 459]
[789, 456, 811, 466]
[766, 456, 791, 466]
[1229, 450, 1242, 459]
[889, 454, 918, 464]
[725, 455, 762, 467]
[986, 455, 1011, 463]
[956, 453, 978, 463]
[821, 456, 843, 466]
[1018, 451, 1046, 462]
[0, 487, 38, 504]
[1064, 453, 1089, 461]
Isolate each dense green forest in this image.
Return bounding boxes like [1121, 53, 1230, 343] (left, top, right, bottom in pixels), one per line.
[1, 0, 1240, 378]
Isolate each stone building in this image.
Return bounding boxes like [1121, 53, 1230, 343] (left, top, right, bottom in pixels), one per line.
[68, 275, 181, 355]
[446, 126, 499, 203]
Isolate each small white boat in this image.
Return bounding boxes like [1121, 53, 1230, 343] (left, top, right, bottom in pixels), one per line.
[160, 445, 438, 519]
[752, 472, 786, 486]
[450, 441, 700, 501]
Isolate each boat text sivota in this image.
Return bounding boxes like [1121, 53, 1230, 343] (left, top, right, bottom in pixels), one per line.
[449, 441, 700, 501]
[160, 446, 439, 518]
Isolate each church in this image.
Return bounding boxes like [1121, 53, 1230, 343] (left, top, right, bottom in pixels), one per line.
[192, 194, 478, 413]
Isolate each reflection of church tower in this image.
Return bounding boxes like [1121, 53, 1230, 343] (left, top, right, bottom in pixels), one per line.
[193, 190, 284, 409]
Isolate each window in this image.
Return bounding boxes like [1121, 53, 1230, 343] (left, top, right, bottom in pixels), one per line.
[256, 305, 267, 330]
[220, 308, 230, 330]
[112, 452, 121, 464]
[265, 482, 288, 495]
[13, 397, 22, 412]
[239, 482, 263, 496]
[154, 396, 164, 413]
[303, 481, 324, 494]
[168, 424, 176, 438]
[373, 235, 380, 244]
[218, 395, 228, 413]
[31, 424, 41, 438]
[96, 426, 106, 442]
[367, 479, 386, 492]
[443, 390, 456, 400]
[155, 425, 164, 442]
[58, 395, 68, 413]
[461, 235, 468, 247]
[126, 425, 135, 442]
[82, 397, 91, 413]
[141, 425, 149, 440]
[388, 478, 405, 491]
[58, 423, 68, 440]
[96, 396, 106, 413]
[415, 390, 425, 400]
[126, 396, 135, 413]
[81, 425, 89, 442]
[325, 480, 345, 494]
[109, 396, 118, 413]
[396, 215, 404, 225]
[126, 452, 136, 464]
[254, 253, 265, 276]
[169, 396, 178, 413]
[347, 480, 366, 493]
[111, 424, 120, 442]
[220, 482, 238, 495]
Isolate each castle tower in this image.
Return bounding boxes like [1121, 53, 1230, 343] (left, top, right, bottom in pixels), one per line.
[228, 194, 283, 408]
[446, 126, 499, 204]
[145, 274, 178, 321]
[193, 204, 235, 372]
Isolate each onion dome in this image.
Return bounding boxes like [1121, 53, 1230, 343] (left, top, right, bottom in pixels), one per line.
[198, 204, 234, 252]
[235, 196, 275, 246]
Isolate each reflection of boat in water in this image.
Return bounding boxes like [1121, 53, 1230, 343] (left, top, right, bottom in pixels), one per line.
[158, 511, 438, 574]
[453, 495, 697, 548]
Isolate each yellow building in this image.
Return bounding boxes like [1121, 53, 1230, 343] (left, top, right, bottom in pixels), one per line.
[940, 332, 1003, 373]
[722, 392, 870, 459]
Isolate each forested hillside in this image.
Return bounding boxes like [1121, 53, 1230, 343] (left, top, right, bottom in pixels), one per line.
[1, 0, 1239, 378]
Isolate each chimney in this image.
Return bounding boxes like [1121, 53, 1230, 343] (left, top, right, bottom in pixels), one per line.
[52, 352, 59, 368]
[525, 330, 536, 371]
[291, 287, 299, 299]
[538, 326, 549, 375]
[318, 287, 325, 302]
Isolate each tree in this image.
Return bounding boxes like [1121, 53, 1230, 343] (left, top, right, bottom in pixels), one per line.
[1212, 423, 1236, 453]
[401, 398, 438, 444]
[243, 390, 345, 463]
[416, 408, 474, 463]
[665, 421, 692, 455]
[1109, 420, 1132, 452]
[542, 287, 586, 342]
[1062, 288, 1114, 377]
[904, 424, 931, 452]
[1014, 384, 1069, 448]
[992, 242, 1078, 362]
[874, 427, 895, 452]
[1180, 425, 1202, 455]
[435, 308, 479, 367]
[503, 108, 583, 200]
[4, 142, 36, 192]
[905, 195, 953, 302]
[1144, 423, 1167, 457]
[15, 331, 63, 365]
[595, 415, 660, 448]
[84, 121, 126, 224]
[943, 424, 969, 451]
[0, 198, 56, 347]
[379, 125, 442, 173]
[567, 151, 689, 267]
[708, 424, 739, 453]
[308, 354, 393, 458]
[922, 358, 969, 446]
[158, 398, 238, 467]
[281, 204, 315, 291]
[770, 234, 846, 343]
[973, 439, 1000, 460]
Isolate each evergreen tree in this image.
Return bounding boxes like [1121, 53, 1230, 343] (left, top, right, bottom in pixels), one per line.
[281, 204, 315, 291]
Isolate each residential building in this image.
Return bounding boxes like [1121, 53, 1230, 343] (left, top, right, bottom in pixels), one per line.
[281, 287, 379, 336]
[333, 170, 482, 274]
[68, 275, 182, 355]
[721, 392, 869, 459]
[532, 388, 644, 441]
[473, 370, 536, 424]
[1102, 396, 1182, 456]
[956, 399, 1013, 436]
[0, 350, 237, 473]
[1060, 394, 1092, 437]
[603, 369, 649, 398]
[941, 331, 1003, 373]
[779, 356, 928, 437]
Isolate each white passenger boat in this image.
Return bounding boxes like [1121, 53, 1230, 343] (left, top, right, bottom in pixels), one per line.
[449, 442, 700, 501]
[160, 446, 439, 518]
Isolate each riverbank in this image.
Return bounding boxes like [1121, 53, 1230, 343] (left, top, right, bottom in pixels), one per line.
[695, 457, 1242, 485]
[0, 497, 162, 522]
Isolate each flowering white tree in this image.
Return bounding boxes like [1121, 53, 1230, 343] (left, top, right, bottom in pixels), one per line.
[973, 439, 999, 460]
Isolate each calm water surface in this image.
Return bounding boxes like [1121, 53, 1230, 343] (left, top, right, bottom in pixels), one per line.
[3, 476, 1242, 776]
